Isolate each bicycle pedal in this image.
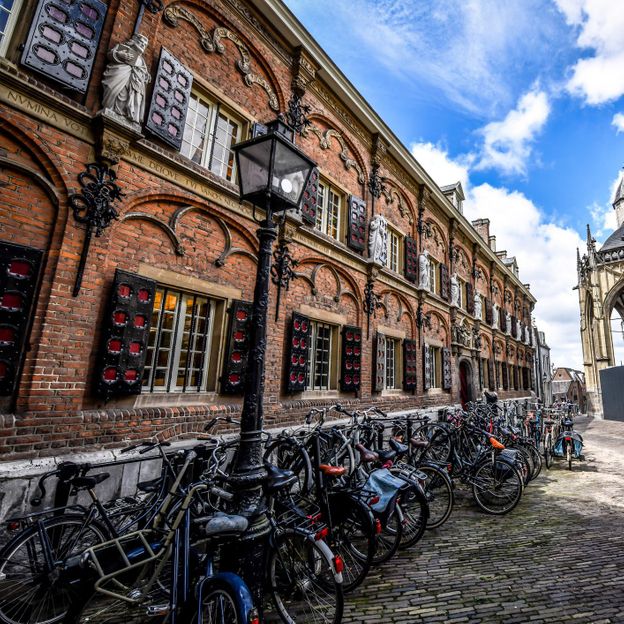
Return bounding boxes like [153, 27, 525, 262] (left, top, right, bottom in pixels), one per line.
[146, 604, 170, 617]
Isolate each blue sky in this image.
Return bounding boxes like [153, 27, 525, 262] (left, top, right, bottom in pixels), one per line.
[284, 0, 624, 368]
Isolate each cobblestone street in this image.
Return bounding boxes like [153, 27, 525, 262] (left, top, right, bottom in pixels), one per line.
[343, 416, 624, 624]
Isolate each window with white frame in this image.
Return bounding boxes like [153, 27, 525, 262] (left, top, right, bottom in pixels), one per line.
[315, 181, 342, 239]
[180, 93, 241, 182]
[142, 287, 216, 393]
[385, 337, 400, 389]
[0, 0, 22, 56]
[306, 321, 335, 391]
[386, 227, 401, 273]
[457, 279, 464, 309]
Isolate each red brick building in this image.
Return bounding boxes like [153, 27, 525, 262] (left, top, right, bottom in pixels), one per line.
[0, 0, 536, 459]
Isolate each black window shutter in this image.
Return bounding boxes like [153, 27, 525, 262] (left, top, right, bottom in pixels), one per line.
[466, 283, 474, 315]
[522, 367, 529, 390]
[22, 0, 107, 93]
[96, 270, 156, 399]
[404, 236, 418, 283]
[439, 264, 450, 301]
[478, 358, 484, 389]
[286, 312, 311, 393]
[511, 315, 517, 337]
[221, 300, 253, 394]
[502, 362, 509, 390]
[485, 298, 493, 325]
[340, 325, 362, 392]
[423, 344, 432, 391]
[374, 332, 386, 392]
[513, 365, 519, 390]
[146, 48, 193, 150]
[442, 347, 452, 390]
[488, 359, 495, 391]
[300, 167, 319, 225]
[0, 242, 43, 397]
[346, 195, 367, 252]
[403, 339, 417, 391]
[499, 307, 506, 332]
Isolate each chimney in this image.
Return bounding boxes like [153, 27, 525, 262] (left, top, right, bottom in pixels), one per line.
[471, 218, 490, 243]
[488, 235, 496, 251]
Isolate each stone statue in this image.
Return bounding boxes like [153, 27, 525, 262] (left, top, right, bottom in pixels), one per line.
[368, 214, 388, 266]
[450, 273, 460, 307]
[418, 250, 430, 291]
[505, 312, 512, 334]
[492, 303, 499, 329]
[516, 322, 522, 341]
[102, 34, 151, 126]
[474, 292, 482, 320]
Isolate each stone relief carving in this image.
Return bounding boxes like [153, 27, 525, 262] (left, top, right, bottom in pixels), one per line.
[418, 250, 430, 291]
[450, 273, 460, 307]
[368, 214, 388, 265]
[452, 322, 471, 347]
[381, 183, 413, 224]
[492, 302, 499, 329]
[474, 292, 482, 320]
[164, 5, 279, 111]
[101, 34, 151, 127]
[306, 126, 366, 184]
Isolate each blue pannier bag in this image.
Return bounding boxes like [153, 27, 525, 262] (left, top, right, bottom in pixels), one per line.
[363, 468, 405, 514]
[553, 431, 583, 458]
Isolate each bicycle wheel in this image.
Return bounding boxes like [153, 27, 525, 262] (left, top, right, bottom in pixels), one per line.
[197, 576, 255, 624]
[415, 424, 452, 463]
[471, 458, 523, 515]
[0, 515, 109, 624]
[396, 483, 428, 549]
[325, 493, 375, 593]
[417, 464, 454, 529]
[566, 442, 572, 471]
[525, 443, 542, 480]
[370, 507, 401, 566]
[543, 433, 552, 469]
[267, 529, 343, 624]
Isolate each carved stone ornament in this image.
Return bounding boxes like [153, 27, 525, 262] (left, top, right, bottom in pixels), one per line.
[450, 273, 460, 307]
[164, 5, 279, 111]
[368, 214, 388, 266]
[418, 250, 431, 291]
[292, 46, 317, 95]
[474, 292, 482, 320]
[101, 34, 151, 128]
[306, 126, 366, 183]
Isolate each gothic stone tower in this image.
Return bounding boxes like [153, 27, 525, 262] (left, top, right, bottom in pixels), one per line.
[578, 177, 624, 417]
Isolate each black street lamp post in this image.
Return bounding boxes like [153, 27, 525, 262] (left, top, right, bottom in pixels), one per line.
[225, 120, 315, 608]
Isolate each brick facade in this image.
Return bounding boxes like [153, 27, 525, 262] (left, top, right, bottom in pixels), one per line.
[0, 0, 536, 459]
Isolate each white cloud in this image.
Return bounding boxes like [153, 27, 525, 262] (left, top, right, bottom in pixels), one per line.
[589, 173, 622, 241]
[554, 0, 624, 104]
[411, 141, 584, 367]
[612, 113, 624, 134]
[475, 89, 550, 175]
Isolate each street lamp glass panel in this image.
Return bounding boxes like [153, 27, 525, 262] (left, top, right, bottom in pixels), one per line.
[270, 140, 310, 206]
[236, 140, 272, 198]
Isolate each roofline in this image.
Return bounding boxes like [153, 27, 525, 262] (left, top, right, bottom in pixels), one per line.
[250, 0, 536, 303]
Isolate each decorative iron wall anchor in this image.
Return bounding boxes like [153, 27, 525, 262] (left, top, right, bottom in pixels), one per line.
[134, 0, 164, 34]
[363, 278, 382, 338]
[283, 92, 311, 137]
[70, 163, 124, 296]
[368, 162, 385, 200]
[270, 241, 299, 320]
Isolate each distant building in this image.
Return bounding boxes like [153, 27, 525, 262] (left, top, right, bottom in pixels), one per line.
[534, 328, 553, 405]
[552, 368, 586, 412]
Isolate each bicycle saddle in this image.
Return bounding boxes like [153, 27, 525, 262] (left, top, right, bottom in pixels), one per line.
[376, 448, 396, 463]
[264, 462, 298, 493]
[70, 472, 110, 490]
[355, 444, 379, 463]
[137, 477, 162, 493]
[389, 438, 408, 455]
[319, 464, 347, 478]
[410, 437, 429, 449]
[543, 419, 555, 425]
[203, 512, 248, 537]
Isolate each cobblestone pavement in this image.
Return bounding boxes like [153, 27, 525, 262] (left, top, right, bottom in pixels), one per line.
[342, 415, 624, 624]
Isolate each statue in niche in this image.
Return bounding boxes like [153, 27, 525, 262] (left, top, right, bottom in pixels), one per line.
[474, 292, 482, 320]
[492, 303, 499, 329]
[102, 33, 151, 126]
[368, 214, 388, 266]
[505, 312, 512, 334]
[418, 250, 430, 291]
[450, 273, 460, 307]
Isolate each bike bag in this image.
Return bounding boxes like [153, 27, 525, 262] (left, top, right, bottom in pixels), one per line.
[364, 468, 405, 514]
[553, 431, 583, 458]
